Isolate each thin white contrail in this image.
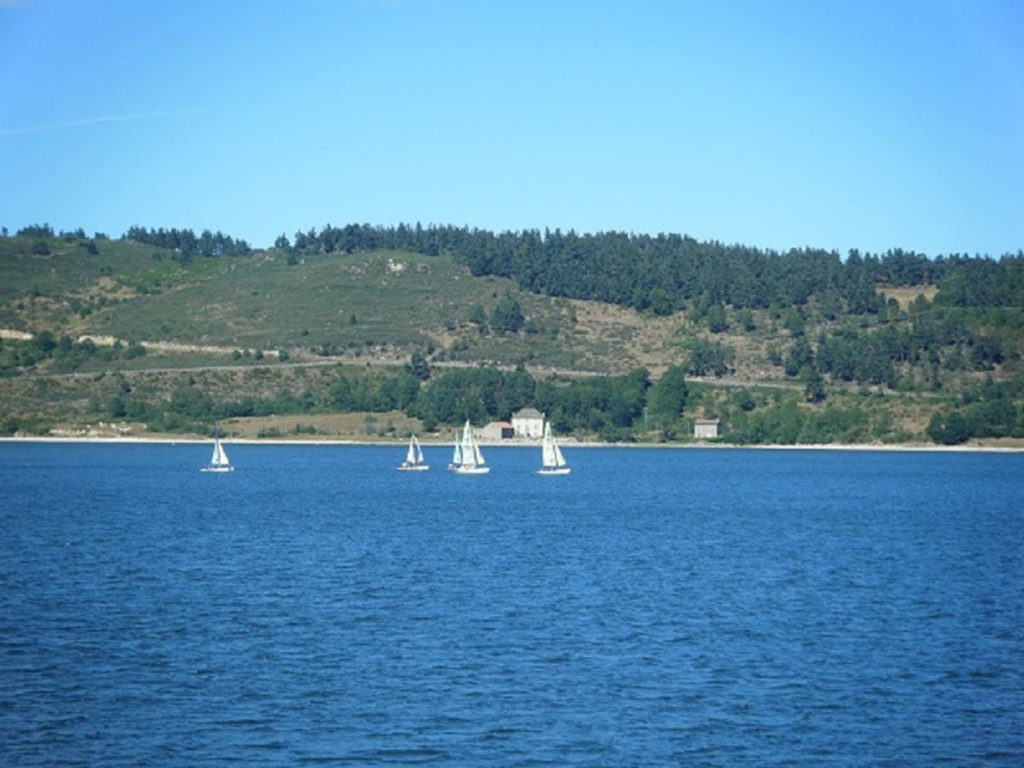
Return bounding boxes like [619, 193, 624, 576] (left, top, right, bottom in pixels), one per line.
[0, 109, 212, 137]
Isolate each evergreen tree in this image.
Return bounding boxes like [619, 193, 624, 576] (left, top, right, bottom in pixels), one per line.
[490, 296, 524, 333]
[648, 366, 689, 425]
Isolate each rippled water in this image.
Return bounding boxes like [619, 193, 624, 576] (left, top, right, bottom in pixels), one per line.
[1, 442, 1021, 766]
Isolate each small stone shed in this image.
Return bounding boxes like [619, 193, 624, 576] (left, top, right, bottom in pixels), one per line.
[693, 418, 720, 439]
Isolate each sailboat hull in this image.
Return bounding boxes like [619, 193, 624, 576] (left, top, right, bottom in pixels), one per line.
[537, 467, 570, 475]
[201, 465, 234, 473]
[453, 465, 490, 474]
[397, 464, 430, 472]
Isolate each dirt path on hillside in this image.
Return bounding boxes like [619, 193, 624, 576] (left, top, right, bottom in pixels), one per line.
[2, 327, 806, 390]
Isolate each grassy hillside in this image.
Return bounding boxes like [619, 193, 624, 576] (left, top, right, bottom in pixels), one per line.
[2, 236, 580, 368]
[1, 231, 1021, 445]
[0, 234, 771, 376]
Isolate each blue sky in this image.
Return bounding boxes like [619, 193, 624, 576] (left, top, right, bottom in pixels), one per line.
[1, 0, 1021, 256]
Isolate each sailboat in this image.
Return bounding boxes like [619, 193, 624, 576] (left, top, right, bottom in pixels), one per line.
[397, 434, 429, 471]
[537, 420, 570, 475]
[447, 429, 462, 470]
[450, 420, 489, 474]
[201, 429, 233, 472]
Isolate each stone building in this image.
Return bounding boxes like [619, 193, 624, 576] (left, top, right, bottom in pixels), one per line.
[694, 418, 720, 439]
[511, 407, 545, 439]
[479, 421, 514, 441]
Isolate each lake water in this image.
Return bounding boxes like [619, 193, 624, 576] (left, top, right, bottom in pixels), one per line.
[1, 442, 1022, 766]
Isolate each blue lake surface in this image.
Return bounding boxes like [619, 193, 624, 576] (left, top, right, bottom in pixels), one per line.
[1, 441, 1022, 766]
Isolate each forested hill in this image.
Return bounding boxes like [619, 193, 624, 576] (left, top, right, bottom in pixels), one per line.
[3, 222, 1022, 446]
[259, 223, 1022, 317]
[113, 222, 1024, 313]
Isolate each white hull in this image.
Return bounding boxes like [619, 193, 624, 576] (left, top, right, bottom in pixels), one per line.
[537, 467, 570, 476]
[397, 464, 430, 472]
[201, 465, 233, 473]
[453, 465, 490, 474]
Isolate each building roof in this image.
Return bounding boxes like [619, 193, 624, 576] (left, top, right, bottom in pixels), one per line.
[512, 407, 543, 419]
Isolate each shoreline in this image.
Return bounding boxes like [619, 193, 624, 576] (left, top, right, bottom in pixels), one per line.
[1, 435, 1021, 453]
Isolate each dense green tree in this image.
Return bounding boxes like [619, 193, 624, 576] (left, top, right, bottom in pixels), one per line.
[124, 225, 250, 256]
[707, 303, 728, 333]
[379, 372, 421, 411]
[964, 397, 1018, 438]
[685, 339, 735, 377]
[33, 331, 57, 354]
[648, 365, 689, 425]
[490, 295, 525, 333]
[783, 338, 814, 377]
[819, 290, 843, 320]
[801, 366, 826, 403]
[328, 376, 355, 410]
[496, 367, 535, 417]
[736, 308, 756, 332]
[168, 387, 214, 419]
[468, 304, 487, 326]
[647, 287, 674, 316]
[17, 224, 54, 238]
[413, 367, 502, 424]
[731, 399, 805, 444]
[409, 351, 431, 381]
[927, 411, 970, 445]
[782, 307, 806, 337]
[106, 396, 127, 419]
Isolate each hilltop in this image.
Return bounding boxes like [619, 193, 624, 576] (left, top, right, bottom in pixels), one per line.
[0, 224, 1021, 446]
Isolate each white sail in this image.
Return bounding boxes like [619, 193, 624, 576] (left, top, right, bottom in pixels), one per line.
[551, 438, 566, 467]
[538, 421, 570, 475]
[399, 434, 429, 471]
[541, 424, 557, 466]
[452, 420, 489, 474]
[459, 421, 478, 466]
[202, 431, 233, 472]
[449, 431, 462, 468]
